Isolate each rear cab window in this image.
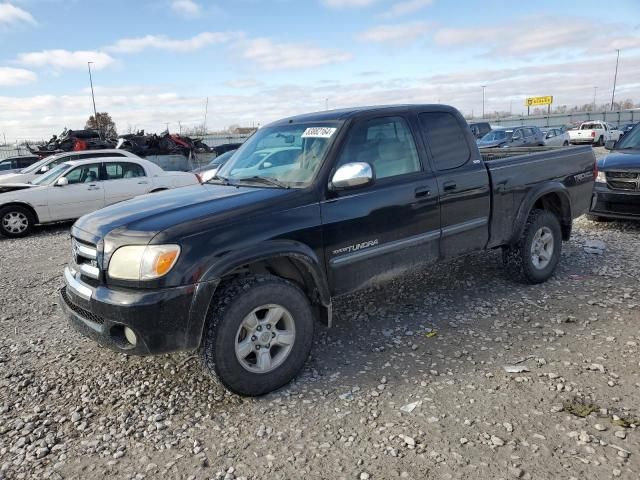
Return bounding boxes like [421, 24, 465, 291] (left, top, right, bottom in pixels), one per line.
[418, 112, 471, 171]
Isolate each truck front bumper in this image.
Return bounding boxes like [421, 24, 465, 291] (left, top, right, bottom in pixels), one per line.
[60, 267, 218, 355]
[590, 184, 640, 220]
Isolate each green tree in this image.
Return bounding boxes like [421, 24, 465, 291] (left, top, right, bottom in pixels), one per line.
[85, 112, 118, 139]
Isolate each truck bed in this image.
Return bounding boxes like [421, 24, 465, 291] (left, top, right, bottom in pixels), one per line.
[484, 145, 596, 248]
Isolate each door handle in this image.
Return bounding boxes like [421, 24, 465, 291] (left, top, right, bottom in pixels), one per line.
[414, 186, 431, 198]
[137, 181, 149, 185]
[87, 184, 100, 190]
[443, 181, 457, 192]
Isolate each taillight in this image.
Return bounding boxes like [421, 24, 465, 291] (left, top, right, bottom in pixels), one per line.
[591, 131, 596, 137]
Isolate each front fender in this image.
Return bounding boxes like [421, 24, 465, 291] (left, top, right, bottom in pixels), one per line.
[199, 239, 331, 304]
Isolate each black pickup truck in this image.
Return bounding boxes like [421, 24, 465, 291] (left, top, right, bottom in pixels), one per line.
[60, 105, 596, 396]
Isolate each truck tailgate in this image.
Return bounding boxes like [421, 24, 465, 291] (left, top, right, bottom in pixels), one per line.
[483, 146, 596, 248]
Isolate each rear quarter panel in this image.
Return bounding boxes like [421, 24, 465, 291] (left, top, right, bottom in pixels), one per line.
[485, 146, 595, 247]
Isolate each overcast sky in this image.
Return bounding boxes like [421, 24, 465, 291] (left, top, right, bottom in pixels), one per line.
[1, 0, 639, 141]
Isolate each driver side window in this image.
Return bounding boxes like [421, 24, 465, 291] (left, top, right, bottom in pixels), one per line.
[64, 164, 101, 184]
[336, 116, 421, 180]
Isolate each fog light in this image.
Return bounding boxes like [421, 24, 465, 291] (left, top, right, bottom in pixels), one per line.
[124, 327, 137, 346]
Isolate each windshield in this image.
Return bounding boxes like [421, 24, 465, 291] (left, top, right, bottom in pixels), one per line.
[208, 150, 236, 167]
[21, 154, 62, 174]
[614, 125, 640, 150]
[215, 122, 341, 188]
[480, 130, 512, 142]
[31, 163, 71, 185]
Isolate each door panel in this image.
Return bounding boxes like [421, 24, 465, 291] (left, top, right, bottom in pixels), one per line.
[102, 162, 150, 205]
[321, 115, 441, 295]
[47, 163, 104, 220]
[417, 112, 490, 258]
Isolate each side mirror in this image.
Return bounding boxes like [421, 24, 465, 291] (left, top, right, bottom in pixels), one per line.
[330, 162, 374, 190]
[55, 177, 68, 187]
[38, 165, 50, 174]
[604, 140, 616, 151]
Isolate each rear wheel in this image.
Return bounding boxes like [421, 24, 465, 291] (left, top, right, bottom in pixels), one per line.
[563, 141, 569, 147]
[503, 209, 562, 284]
[596, 136, 605, 147]
[0, 205, 35, 238]
[200, 275, 314, 396]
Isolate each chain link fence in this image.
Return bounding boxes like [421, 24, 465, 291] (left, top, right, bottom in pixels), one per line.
[0, 145, 33, 161]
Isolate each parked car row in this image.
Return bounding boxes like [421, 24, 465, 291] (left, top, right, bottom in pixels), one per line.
[0, 155, 198, 237]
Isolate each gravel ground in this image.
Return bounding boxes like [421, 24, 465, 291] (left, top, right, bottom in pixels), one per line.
[1, 151, 639, 479]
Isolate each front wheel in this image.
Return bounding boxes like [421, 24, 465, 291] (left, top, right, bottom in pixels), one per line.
[503, 209, 562, 284]
[200, 275, 314, 396]
[0, 205, 35, 238]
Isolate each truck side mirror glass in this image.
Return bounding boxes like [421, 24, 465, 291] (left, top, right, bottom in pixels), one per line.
[55, 177, 69, 187]
[604, 140, 616, 150]
[330, 162, 374, 190]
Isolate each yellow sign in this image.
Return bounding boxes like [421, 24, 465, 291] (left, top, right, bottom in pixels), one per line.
[525, 96, 553, 107]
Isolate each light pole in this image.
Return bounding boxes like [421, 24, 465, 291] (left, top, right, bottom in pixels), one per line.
[610, 49, 620, 111]
[482, 86, 486, 119]
[593, 86, 598, 111]
[87, 62, 100, 138]
[325, 98, 329, 111]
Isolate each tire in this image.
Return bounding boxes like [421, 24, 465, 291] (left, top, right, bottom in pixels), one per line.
[563, 141, 569, 147]
[0, 205, 35, 238]
[597, 136, 604, 147]
[503, 209, 562, 284]
[200, 274, 315, 396]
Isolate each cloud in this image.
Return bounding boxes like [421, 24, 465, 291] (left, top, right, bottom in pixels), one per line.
[16, 50, 115, 70]
[107, 32, 233, 54]
[241, 38, 352, 70]
[0, 66, 36, 86]
[170, 0, 201, 18]
[321, 0, 377, 8]
[0, 3, 35, 25]
[433, 16, 640, 58]
[357, 22, 427, 44]
[225, 78, 262, 89]
[381, 0, 433, 18]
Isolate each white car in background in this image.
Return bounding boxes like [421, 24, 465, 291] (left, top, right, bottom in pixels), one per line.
[568, 121, 622, 146]
[0, 149, 141, 185]
[541, 128, 570, 147]
[0, 157, 198, 238]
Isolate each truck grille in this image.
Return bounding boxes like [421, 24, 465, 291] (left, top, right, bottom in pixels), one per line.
[60, 287, 104, 325]
[606, 172, 640, 192]
[71, 238, 100, 282]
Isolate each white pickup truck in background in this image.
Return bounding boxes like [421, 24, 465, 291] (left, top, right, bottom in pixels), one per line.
[568, 121, 622, 146]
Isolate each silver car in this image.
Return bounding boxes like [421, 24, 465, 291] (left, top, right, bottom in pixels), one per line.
[541, 128, 570, 147]
[0, 155, 40, 176]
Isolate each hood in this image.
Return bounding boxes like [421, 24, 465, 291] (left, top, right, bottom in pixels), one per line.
[0, 173, 23, 184]
[598, 150, 640, 171]
[0, 183, 37, 194]
[73, 183, 298, 243]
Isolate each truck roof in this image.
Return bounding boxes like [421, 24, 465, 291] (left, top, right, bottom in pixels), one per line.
[269, 104, 460, 126]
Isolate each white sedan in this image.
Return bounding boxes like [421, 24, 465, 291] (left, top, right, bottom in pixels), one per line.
[0, 157, 198, 238]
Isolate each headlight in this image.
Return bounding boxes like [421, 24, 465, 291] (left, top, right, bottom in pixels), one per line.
[595, 171, 607, 183]
[108, 244, 181, 280]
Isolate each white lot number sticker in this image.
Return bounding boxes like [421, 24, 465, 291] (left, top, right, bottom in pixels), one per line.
[302, 127, 337, 138]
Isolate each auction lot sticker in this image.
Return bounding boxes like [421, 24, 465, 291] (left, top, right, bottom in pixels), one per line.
[302, 127, 337, 138]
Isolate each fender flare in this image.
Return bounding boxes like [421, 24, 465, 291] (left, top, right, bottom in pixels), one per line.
[199, 239, 331, 305]
[510, 182, 572, 244]
[185, 240, 332, 347]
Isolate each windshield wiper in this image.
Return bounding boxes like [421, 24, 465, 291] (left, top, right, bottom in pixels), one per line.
[234, 176, 290, 189]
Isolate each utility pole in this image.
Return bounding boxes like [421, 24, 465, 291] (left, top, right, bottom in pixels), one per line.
[203, 97, 209, 135]
[178, 121, 182, 135]
[87, 62, 100, 138]
[610, 49, 620, 111]
[593, 86, 598, 111]
[325, 98, 329, 111]
[482, 86, 486, 119]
